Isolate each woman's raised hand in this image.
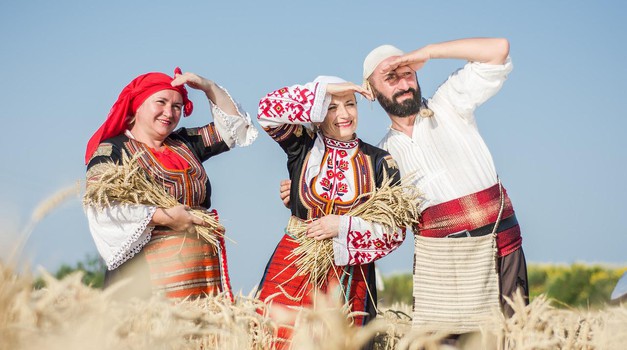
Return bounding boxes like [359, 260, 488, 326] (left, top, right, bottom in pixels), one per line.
[326, 82, 374, 101]
[172, 71, 238, 115]
[171, 71, 215, 92]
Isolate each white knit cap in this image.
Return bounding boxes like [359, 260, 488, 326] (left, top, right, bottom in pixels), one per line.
[313, 75, 347, 84]
[362, 44, 404, 81]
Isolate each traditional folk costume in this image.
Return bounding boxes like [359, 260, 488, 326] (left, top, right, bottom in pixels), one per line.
[368, 49, 528, 327]
[84, 69, 257, 300]
[257, 77, 405, 346]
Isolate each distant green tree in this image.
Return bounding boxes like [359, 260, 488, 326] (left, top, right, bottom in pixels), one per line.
[379, 273, 413, 306]
[33, 254, 105, 289]
[544, 264, 624, 309]
[527, 266, 548, 300]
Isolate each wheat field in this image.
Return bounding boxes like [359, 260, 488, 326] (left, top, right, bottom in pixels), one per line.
[1, 261, 626, 350]
[2, 186, 627, 349]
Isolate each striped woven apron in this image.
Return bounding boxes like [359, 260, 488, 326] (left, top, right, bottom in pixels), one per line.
[413, 233, 499, 332]
[412, 183, 512, 332]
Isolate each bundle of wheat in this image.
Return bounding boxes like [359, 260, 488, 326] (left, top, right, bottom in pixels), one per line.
[286, 174, 421, 289]
[83, 152, 224, 248]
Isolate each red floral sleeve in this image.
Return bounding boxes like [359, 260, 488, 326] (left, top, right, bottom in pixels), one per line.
[334, 217, 406, 266]
[257, 82, 328, 136]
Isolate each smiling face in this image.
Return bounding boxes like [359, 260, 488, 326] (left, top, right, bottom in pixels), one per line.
[318, 92, 358, 141]
[369, 58, 422, 118]
[131, 89, 184, 143]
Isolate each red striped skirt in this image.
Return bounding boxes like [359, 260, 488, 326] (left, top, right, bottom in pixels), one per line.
[258, 234, 375, 348]
[418, 183, 522, 256]
[143, 228, 229, 299]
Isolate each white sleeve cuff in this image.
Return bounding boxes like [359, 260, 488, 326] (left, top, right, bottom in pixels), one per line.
[470, 56, 514, 78]
[211, 85, 258, 148]
[332, 215, 351, 266]
[85, 203, 156, 270]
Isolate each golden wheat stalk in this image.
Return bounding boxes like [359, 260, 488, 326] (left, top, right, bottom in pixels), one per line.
[286, 173, 421, 289]
[9, 182, 82, 264]
[82, 152, 224, 248]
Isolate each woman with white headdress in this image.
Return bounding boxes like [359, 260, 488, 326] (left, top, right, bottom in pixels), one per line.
[256, 76, 406, 347]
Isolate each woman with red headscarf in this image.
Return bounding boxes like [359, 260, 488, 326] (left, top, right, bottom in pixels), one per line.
[84, 68, 257, 300]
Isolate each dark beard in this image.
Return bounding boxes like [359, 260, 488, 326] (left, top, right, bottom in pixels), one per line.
[374, 86, 422, 118]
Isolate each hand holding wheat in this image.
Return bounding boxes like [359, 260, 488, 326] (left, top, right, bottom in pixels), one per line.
[83, 152, 225, 248]
[151, 204, 219, 235]
[286, 173, 421, 289]
[305, 215, 341, 240]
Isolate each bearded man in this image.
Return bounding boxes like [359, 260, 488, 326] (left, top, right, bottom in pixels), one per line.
[363, 38, 527, 327]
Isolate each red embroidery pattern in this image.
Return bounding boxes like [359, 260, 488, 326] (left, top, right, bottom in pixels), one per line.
[318, 149, 345, 200]
[347, 229, 386, 264]
[258, 85, 317, 123]
[316, 137, 359, 201]
[299, 137, 372, 217]
[347, 226, 406, 265]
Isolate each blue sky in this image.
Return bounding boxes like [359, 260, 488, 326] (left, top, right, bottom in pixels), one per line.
[1, 1, 626, 292]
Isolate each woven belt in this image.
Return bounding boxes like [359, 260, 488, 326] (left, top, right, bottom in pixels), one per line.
[285, 216, 307, 239]
[446, 214, 519, 238]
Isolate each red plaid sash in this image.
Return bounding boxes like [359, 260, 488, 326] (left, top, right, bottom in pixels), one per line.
[417, 183, 522, 257]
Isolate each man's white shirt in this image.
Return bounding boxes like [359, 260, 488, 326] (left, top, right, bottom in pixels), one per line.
[378, 58, 513, 212]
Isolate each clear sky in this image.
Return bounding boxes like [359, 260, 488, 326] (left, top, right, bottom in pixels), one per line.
[1, 1, 626, 293]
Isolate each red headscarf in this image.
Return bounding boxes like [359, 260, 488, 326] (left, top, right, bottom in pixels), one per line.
[84, 67, 193, 164]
